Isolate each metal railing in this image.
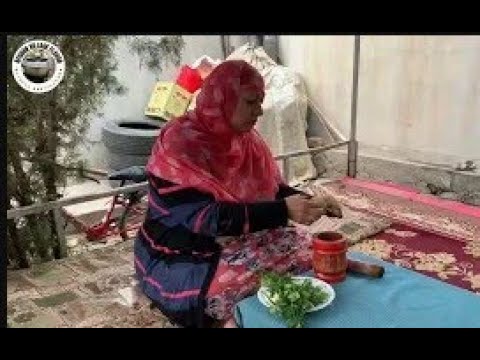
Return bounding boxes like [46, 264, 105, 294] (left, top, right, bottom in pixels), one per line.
[6, 141, 350, 221]
[6, 140, 351, 255]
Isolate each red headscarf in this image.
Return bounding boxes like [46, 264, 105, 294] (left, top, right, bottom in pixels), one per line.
[146, 60, 282, 202]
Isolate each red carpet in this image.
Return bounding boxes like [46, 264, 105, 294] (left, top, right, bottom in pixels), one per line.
[351, 222, 479, 294]
[321, 179, 479, 243]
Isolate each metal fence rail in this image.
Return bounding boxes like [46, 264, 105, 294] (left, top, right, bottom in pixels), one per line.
[7, 141, 350, 221]
[6, 142, 354, 263]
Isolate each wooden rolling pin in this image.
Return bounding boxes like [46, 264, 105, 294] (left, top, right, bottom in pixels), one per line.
[347, 259, 385, 278]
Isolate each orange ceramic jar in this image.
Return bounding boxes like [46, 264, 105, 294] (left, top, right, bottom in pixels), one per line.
[312, 231, 348, 284]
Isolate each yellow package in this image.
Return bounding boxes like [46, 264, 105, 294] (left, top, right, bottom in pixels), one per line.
[145, 81, 193, 120]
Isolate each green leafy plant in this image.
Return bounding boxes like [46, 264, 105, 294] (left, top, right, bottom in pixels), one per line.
[261, 272, 329, 328]
[7, 35, 184, 268]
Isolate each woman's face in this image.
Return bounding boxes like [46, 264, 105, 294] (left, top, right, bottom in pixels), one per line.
[230, 89, 264, 133]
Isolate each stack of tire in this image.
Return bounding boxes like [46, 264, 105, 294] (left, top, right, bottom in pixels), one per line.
[101, 118, 165, 172]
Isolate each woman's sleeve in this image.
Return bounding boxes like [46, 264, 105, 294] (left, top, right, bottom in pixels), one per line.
[147, 180, 289, 237]
[276, 183, 308, 199]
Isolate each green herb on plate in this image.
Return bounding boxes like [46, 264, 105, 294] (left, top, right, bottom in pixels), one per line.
[260, 272, 329, 328]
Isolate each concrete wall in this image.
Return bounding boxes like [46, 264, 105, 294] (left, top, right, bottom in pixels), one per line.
[84, 35, 223, 143]
[278, 35, 480, 162]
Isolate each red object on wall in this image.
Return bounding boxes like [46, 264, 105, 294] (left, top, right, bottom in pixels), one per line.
[176, 65, 203, 93]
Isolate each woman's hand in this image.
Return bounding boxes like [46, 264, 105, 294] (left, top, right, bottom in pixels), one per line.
[309, 194, 343, 218]
[285, 193, 343, 225]
[285, 194, 327, 225]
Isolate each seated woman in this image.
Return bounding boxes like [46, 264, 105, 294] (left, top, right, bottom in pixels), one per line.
[134, 60, 342, 328]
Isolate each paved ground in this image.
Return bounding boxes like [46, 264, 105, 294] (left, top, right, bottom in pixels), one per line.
[7, 240, 176, 328]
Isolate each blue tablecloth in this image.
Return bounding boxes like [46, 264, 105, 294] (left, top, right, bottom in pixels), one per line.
[234, 252, 480, 328]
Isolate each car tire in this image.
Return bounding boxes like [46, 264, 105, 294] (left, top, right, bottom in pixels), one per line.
[102, 117, 165, 173]
[102, 118, 165, 155]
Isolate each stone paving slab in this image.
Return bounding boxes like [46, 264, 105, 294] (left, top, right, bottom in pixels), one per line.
[23, 262, 78, 289]
[8, 298, 66, 328]
[7, 239, 175, 328]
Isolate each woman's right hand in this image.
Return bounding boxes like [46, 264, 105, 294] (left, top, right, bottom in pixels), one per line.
[284, 194, 326, 225]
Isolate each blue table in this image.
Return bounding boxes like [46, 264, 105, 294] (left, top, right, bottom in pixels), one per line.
[234, 252, 480, 328]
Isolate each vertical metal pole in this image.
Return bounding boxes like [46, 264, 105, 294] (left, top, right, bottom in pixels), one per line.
[53, 208, 68, 258]
[283, 157, 290, 185]
[348, 35, 361, 178]
[220, 35, 228, 59]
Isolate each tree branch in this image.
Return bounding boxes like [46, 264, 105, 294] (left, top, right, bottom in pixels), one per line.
[20, 154, 105, 184]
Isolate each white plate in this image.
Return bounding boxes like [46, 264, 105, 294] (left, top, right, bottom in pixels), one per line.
[257, 275, 335, 312]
